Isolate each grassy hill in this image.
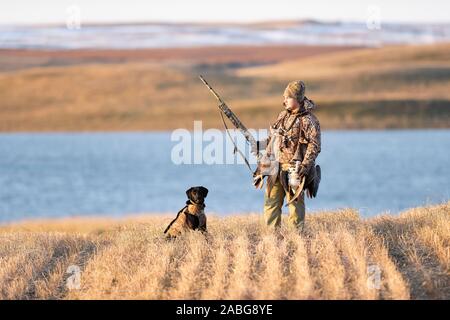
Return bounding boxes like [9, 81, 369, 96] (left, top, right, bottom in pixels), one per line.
[0, 43, 449, 131]
[0, 202, 448, 299]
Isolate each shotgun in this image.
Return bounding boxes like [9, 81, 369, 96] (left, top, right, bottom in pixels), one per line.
[199, 75, 261, 159]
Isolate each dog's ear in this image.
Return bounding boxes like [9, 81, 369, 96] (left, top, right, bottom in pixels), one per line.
[199, 186, 208, 198]
[186, 187, 194, 200]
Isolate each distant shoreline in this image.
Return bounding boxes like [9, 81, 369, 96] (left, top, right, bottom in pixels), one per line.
[1, 128, 449, 134]
[1, 199, 449, 226]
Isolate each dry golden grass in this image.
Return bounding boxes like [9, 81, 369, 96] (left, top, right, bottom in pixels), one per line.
[0, 45, 355, 73]
[0, 43, 449, 131]
[238, 43, 450, 100]
[1, 202, 448, 300]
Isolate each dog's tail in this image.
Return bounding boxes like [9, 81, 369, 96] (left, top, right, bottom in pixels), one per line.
[164, 205, 188, 234]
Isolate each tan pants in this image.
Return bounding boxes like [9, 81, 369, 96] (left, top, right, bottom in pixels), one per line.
[263, 174, 305, 229]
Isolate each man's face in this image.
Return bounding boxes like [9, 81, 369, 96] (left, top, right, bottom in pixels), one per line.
[283, 95, 300, 112]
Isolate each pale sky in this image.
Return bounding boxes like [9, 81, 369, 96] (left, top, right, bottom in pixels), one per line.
[1, 0, 449, 25]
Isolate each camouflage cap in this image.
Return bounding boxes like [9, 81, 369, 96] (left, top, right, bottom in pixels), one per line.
[284, 80, 305, 102]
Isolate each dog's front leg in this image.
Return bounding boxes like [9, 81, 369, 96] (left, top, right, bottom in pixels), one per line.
[198, 214, 207, 232]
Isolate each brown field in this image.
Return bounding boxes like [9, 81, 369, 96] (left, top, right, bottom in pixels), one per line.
[0, 202, 448, 300]
[0, 43, 449, 131]
[0, 45, 358, 72]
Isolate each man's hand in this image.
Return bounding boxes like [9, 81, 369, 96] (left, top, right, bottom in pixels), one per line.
[253, 174, 264, 189]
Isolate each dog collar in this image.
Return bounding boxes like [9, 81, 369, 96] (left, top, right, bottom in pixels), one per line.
[186, 200, 205, 209]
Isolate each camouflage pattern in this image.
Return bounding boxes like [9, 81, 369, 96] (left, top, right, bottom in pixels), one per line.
[266, 98, 321, 172]
[284, 80, 305, 103]
[260, 81, 321, 228]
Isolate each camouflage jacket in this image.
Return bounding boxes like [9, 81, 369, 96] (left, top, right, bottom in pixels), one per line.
[265, 98, 321, 171]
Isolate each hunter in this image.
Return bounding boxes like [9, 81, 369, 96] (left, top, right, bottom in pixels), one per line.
[254, 80, 321, 229]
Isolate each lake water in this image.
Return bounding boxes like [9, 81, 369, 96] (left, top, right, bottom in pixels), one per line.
[0, 131, 449, 223]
